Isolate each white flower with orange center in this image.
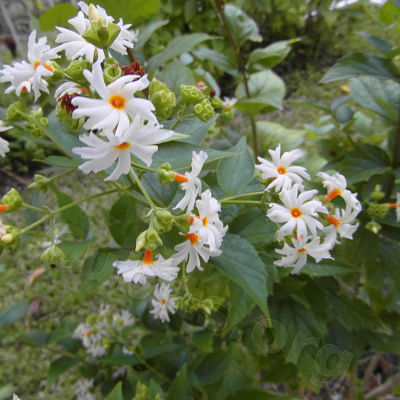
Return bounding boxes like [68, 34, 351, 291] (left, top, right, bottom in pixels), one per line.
[323, 206, 360, 249]
[317, 172, 361, 211]
[113, 250, 179, 285]
[388, 193, 400, 222]
[173, 232, 221, 273]
[267, 184, 328, 241]
[274, 236, 332, 274]
[0, 121, 12, 158]
[0, 30, 59, 101]
[174, 151, 208, 214]
[256, 144, 310, 192]
[71, 60, 156, 136]
[189, 190, 228, 252]
[72, 117, 172, 181]
[150, 283, 178, 323]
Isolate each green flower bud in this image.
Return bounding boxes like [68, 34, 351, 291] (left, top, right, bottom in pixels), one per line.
[88, 4, 101, 22]
[367, 203, 389, 220]
[366, 220, 382, 234]
[136, 228, 163, 252]
[175, 214, 191, 234]
[102, 338, 111, 348]
[150, 79, 176, 119]
[194, 98, 215, 122]
[221, 109, 234, 119]
[2, 188, 22, 212]
[371, 185, 385, 201]
[104, 63, 123, 84]
[210, 96, 223, 109]
[87, 315, 97, 325]
[0, 226, 20, 251]
[180, 84, 205, 104]
[153, 210, 174, 234]
[159, 162, 172, 171]
[7, 101, 25, 122]
[56, 102, 85, 131]
[28, 174, 50, 193]
[47, 60, 65, 82]
[133, 382, 150, 400]
[40, 245, 66, 265]
[65, 60, 91, 82]
[157, 169, 176, 186]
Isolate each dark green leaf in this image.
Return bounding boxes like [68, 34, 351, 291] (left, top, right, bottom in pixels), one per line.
[47, 357, 79, 386]
[212, 234, 270, 319]
[227, 390, 292, 400]
[217, 137, 254, 196]
[167, 364, 191, 400]
[320, 53, 397, 83]
[0, 300, 29, 326]
[41, 156, 79, 168]
[193, 47, 239, 76]
[105, 381, 124, 400]
[135, 20, 169, 50]
[157, 60, 196, 96]
[141, 172, 178, 207]
[358, 32, 392, 54]
[194, 350, 231, 384]
[147, 33, 212, 72]
[39, 3, 78, 31]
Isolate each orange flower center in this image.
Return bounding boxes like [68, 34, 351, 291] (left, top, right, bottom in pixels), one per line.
[0, 204, 6, 212]
[185, 232, 200, 245]
[326, 188, 342, 200]
[161, 299, 167, 305]
[34, 60, 53, 72]
[291, 208, 302, 218]
[114, 142, 131, 150]
[109, 95, 125, 109]
[142, 249, 154, 265]
[389, 203, 398, 209]
[277, 166, 286, 175]
[327, 215, 341, 228]
[85, 331, 93, 336]
[174, 173, 189, 183]
[189, 215, 206, 225]
[297, 248, 307, 253]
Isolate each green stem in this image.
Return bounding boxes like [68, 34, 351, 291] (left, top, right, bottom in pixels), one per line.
[220, 200, 262, 205]
[130, 161, 158, 172]
[48, 168, 75, 183]
[110, 181, 148, 205]
[20, 188, 122, 235]
[129, 167, 157, 209]
[222, 191, 265, 202]
[22, 203, 50, 214]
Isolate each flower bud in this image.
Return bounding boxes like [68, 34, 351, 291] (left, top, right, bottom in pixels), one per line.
[367, 203, 389, 220]
[175, 214, 191, 234]
[194, 98, 215, 122]
[371, 185, 385, 201]
[150, 79, 176, 119]
[28, 174, 50, 193]
[366, 220, 382, 234]
[65, 60, 91, 82]
[88, 4, 101, 22]
[1, 233, 14, 244]
[56, 102, 85, 131]
[104, 63, 123, 84]
[40, 245, 66, 265]
[153, 210, 174, 234]
[180, 84, 205, 104]
[7, 101, 25, 122]
[157, 169, 176, 186]
[135, 228, 163, 252]
[2, 188, 22, 212]
[210, 96, 223, 109]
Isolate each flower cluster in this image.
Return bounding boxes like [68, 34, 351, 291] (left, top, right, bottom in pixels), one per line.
[257, 145, 361, 273]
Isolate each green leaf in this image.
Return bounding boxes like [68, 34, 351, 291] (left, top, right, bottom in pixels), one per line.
[257, 121, 306, 153]
[0, 300, 29, 326]
[380, 0, 400, 25]
[102, 348, 139, 366]
[41, 156, 79, 168]
[147, 33, 212, 72]
[141, 172, 178, 207]
[323, 144, 391, 184]
[227, 390, 292, 400]
[212, 234, 270, 319]
[235, 71, 285, 116]
[194, 350, 231, 384]
[157, 60, 196, 96]
[86, 0, 160, 25]
[223, 5, 262, 46]
[47, 357, 79, 386]
[0, 385, 17, 400]
[135, 20, 169, 51]
[349, 76, 400, 121]
[39, 3, 78, 31]
[193, 47, 239, 77]
[167, 364, 191, 400]
[108, 195, 140, 247]
[217, 137, 254, 196]
[54, 190, 90, 239]
[247, 39, 299, 72]
[105, 381, 124, 400]
[358, 32, 392, 54]
[334, 104, 354, 124]
[320, 53, 397, 83]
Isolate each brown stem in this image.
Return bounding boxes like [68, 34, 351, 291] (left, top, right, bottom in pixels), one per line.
[215, 0, 259, 158]
[364, 371, 400, 399]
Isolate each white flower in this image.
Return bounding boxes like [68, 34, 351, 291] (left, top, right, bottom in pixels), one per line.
[110, 20, 137, 55]
[256, 144, 310, 192]
[72, 118, 172, 181]
[174, 151, 208, 214]
[173, 232, 220, 273]
[116, 310, 135, 327]
[13, 395, 21, 400]
[73, 322, 95, 347]
[0, 121, 12, 158]
[323, 206, 360, 249]
[267, 184, 328, 241]
[274, 236, 333, 274]
[0, 30, 59, 101]
[222, 96, 237, 107]
[55, 81, 87, 99]
[150, 283, 178, 323]
[75, 379, 95, 400]
[317, 172, 361, 211]
[72, 60, 156, 135]
[113, 250, 179, 285]
[190, 190, 228, 251]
